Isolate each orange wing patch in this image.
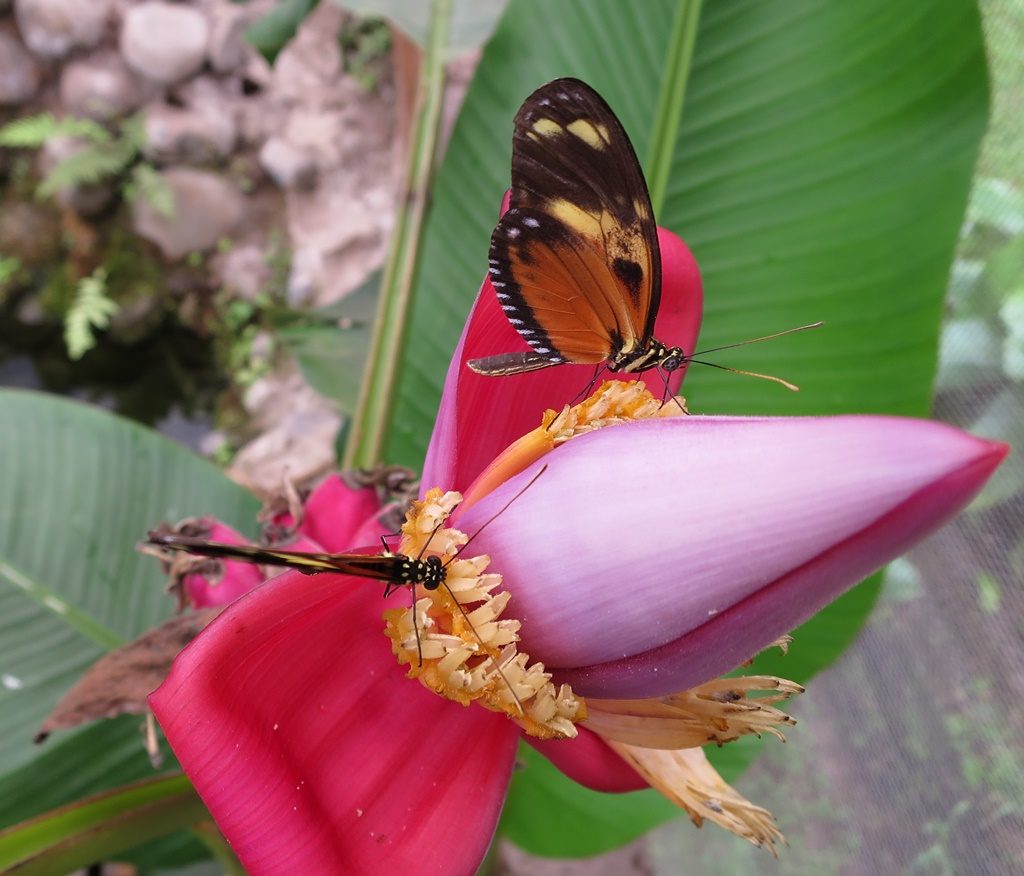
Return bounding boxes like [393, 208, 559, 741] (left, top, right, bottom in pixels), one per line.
[470, 78, 663, 377]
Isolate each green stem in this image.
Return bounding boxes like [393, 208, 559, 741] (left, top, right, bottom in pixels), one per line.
[0, 773, 207, 875]
[646, 0, 703, 217]
[343, 0, 452, 469]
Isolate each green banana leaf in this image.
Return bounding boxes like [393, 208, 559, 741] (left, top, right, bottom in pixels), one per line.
[0, 391, 258, 845]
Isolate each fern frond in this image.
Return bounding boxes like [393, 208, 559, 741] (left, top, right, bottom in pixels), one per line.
[119, 113, 146, 151]
[60, 117, 112, 144]
[0, 113, 111, 148]
[0, 113, 60, 147]
[126, 164, 176, 218]
[38, 140, 137, 197]
[0, 256, 23, 284]
[65, 268, 119, 360]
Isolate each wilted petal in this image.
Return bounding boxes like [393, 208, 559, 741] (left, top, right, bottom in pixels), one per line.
[423, 228, 702, 493]
[458, 416, 1006, 697]
[610, 744, 782, 852]
[150, 573, 518, 875]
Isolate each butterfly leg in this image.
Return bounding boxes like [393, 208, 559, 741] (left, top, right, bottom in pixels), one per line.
[547, 365, 606, 432]
[655, 366, 687, 413]
[410, 582, 423, 667]
[570, 364, 606, 406]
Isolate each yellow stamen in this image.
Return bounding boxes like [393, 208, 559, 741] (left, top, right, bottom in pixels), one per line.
[461, 380, 685, 513]
[383, 488, 586, 739]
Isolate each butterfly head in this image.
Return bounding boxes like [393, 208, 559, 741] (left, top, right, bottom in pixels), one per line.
[613, 338, 686, 374]
[419, 554, 446, 591]
[658, 345, 686, 372]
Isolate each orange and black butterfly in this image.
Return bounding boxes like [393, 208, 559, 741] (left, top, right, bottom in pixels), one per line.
[468, 77, 683, 379]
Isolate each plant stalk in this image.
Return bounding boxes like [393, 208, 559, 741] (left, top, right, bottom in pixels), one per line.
[646, 0, 703, 217]
[343, 0, 452, 469]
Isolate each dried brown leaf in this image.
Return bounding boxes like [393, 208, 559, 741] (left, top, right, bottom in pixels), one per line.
[35, 608, 220, 743]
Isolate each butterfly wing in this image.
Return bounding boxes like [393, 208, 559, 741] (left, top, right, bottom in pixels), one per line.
[470, 78, 661, 375]
[147, 533, 401, 581]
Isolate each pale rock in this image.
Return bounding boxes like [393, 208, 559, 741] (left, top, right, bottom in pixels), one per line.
[205, 1, 248, 74]
[0, 30, 38, 105]
[259, 136, 316, 190]
[204, 0, 276, 73]
[120, 2, 208, 85]
[234, 66, 286, 146]
[240, 48, 273, 91]
[270, 2, 343, 102]
[173, 72, 235, 107]
[198, 429, 228, 459]
[60, 51, 146, 120]
[228, 407, 341, 495]
[285, 245, 320, 307]
[15, 0, 113, 59]
[229, 369, 341, 494]
[210, 242, 271, 300]
[259, 1, 397, 306]
[286, 159, 394, 305]
[132, 167, 244, 259]
[143, 99, 236, 163]
[141, 74, 241, 162]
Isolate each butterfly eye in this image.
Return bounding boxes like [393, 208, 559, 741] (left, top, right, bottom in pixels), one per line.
[661, 348, 685, 371]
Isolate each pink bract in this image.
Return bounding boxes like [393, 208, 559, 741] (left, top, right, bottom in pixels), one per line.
[455, 415, 1007, 697]
[155, 574, 519, 873]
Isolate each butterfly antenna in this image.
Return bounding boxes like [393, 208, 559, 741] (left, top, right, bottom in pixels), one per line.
[404, 517, 452, 666]
[440, 578, 525, 716]
[687, 358, 801, 391]
[690, 322, 823, 358]
[438, 467, 548, 713]
[443, 464, 548, 568]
